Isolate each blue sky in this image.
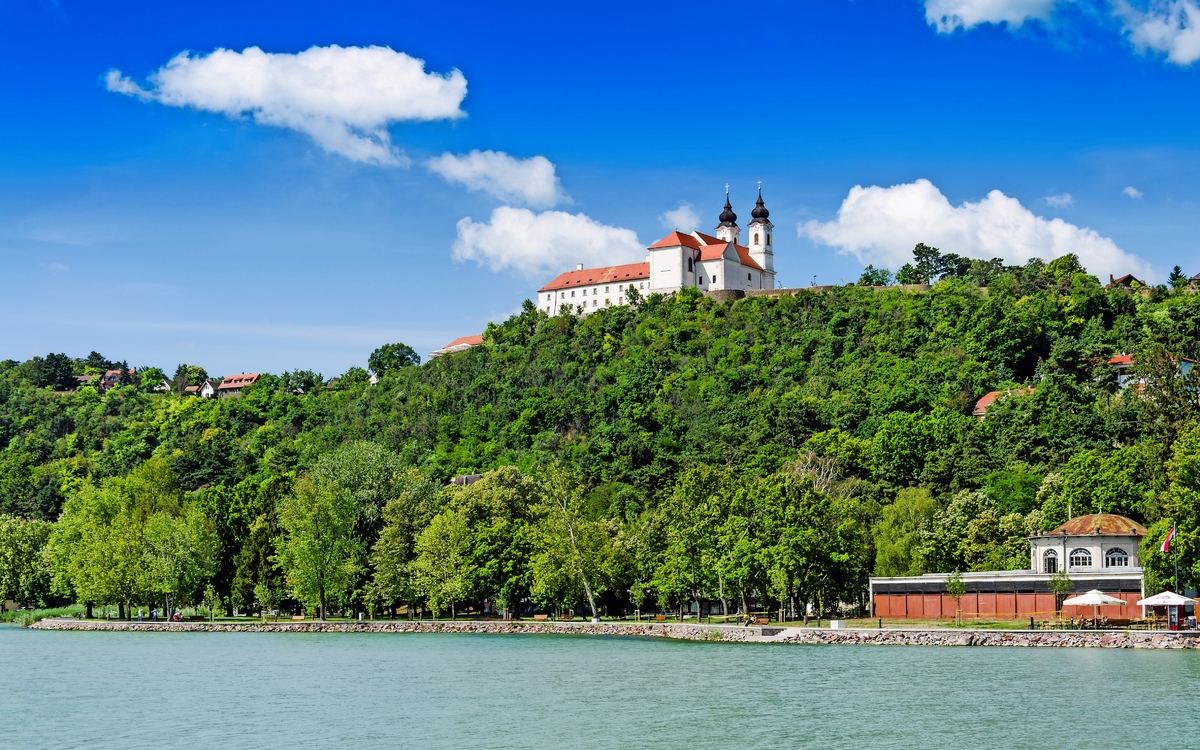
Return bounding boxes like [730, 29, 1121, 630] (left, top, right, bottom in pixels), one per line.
[2, 0, 1199, 375]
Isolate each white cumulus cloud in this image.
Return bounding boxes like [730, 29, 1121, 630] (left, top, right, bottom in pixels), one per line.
[1123, 185, 1144, 198]
[453, 206, 643, 279]
[924, 0, 1060, 31]
[1044, 193, 1074, 207]
[800, 178, 1152, 282]
[105, 45, 467, 166]
[659, 202, 702, 232]
[426, 150, 566, 207]
[1116, 0, 1200, 64]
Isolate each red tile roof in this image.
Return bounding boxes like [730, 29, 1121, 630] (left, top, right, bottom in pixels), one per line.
[1108, 354, 1135, 367]
[1049, 513, 1147, 536]
[696, 241, 763, 271]
[648, 232, 701, 250]
[443, 334, 483, 349]
[972, 387, 1033, 416]
[538, 262, 650, 292]
[218, 373, 260, 390]
[693, 231, 724, 244]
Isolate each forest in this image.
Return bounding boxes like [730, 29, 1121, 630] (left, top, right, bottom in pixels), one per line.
[3, 247, 1200, 621]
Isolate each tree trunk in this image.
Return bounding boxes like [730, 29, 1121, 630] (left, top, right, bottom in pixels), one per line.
[740, 588, 749, 622]
[319, 588, 327, 621]
[85, 601, 93, 619]
[451, 601, 456, 620]
[119, 601, 126, 621]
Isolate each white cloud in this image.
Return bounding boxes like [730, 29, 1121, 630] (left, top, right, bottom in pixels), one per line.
[105, 45, 467, 166]
[1044, 193, 1074, 207]
[659, 203, 702, 232]
[1122, 185, 1144, 198]
[426, 150, 566, 207]
[1116, 0, 1200, 64]
[800, 178, 1153, 282]
[924, 0, 1060, 31]
[453, 206, 643, 279]
[40, 262, 69, 272]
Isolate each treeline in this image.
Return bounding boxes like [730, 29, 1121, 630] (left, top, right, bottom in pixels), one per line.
[4, 248, 1200, 618]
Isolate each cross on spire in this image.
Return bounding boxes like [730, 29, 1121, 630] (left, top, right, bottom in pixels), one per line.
[757, 179, 762, 192]
[725, 183, 729, 195]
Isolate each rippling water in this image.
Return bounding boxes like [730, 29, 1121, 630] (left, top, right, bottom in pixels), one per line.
[3, 625, 1199, 748]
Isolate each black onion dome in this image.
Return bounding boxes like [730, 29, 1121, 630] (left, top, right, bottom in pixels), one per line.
[718, 194, 737, 225]
[751, 191, 769, 220]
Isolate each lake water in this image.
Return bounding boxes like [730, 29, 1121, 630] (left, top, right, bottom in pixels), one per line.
[3, 625, 1199, 748]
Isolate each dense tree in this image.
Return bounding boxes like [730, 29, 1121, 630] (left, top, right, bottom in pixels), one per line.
[368, 342, 420, 375]
[275, 475, 362, 620]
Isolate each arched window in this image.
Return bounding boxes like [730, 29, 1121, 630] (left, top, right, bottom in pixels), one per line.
[754, 233, 759, 244]
[1069, 548, 1092, 569]
[1105, 548, 1129, 568]
[767, 232, 771, 245]
[1043, 549, 1058, 574]
[748, 273, 752, 281]
[687, 257, 693, 272]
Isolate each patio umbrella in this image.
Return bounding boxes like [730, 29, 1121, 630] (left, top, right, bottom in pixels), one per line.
[1136, 591, 1196, 607]
[1062, 589, 1128, 624]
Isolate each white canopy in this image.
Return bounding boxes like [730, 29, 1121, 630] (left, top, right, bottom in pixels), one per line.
[1137, 591, 1196, 606]
[1062, 590, 1128, 607]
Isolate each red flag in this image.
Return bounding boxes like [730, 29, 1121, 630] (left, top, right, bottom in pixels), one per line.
[1162, 525, 1175, 553]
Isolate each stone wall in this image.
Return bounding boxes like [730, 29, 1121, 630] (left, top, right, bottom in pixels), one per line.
[27, 618, 1200, 648]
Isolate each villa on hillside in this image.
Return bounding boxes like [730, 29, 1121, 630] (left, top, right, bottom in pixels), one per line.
[430, 334, 484, 359]
[870, 513, 1148, 622]
[217, 373, 259, 399]
[537, 189, 777, 316]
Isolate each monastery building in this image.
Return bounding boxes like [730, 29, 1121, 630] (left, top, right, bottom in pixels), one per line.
[537, 190, 776, 315]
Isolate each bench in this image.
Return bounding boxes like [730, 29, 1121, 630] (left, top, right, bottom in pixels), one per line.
[654, 614, 667, 622]
[532, 614, 549, 621]
[754, 617, 770, 625]
[291, 615, 304, 621]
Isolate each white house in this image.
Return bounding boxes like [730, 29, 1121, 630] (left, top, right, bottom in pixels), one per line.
[537, 190, 776, 316]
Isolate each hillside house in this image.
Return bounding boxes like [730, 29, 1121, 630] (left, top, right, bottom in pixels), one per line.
[430, 334, 483, 359]
[217, 373, 259, 399]
[971, 388, 1033, 418]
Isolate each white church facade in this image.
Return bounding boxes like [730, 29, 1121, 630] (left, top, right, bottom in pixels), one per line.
[537, 191, 777, 315]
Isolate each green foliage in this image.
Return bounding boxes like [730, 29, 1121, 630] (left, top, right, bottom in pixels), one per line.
[10, 250, 1200, 615]
[413, 510, 473, 618]
[0, 514, 53, 606]
[368, 342, 420, 375]
[275, 474, 363, 619]
[858, 265, 892, 286]
[873, 488, 936, 576]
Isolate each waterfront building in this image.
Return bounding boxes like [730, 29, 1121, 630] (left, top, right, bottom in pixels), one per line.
[869, 513, 1147, 621]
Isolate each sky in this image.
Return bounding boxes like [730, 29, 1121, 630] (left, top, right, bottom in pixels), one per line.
[2, 0, 1200, 376]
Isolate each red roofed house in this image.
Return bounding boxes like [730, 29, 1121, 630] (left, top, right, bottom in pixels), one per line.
[536, 190, 776, 315]
[1107, 353, 1196, 390]
[217, 373, 259, 399]
[971, 388, 1034, 418]
[430, 334, 484, 359]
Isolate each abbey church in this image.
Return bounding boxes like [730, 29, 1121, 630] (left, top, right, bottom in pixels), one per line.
[537, 190, 777, 315]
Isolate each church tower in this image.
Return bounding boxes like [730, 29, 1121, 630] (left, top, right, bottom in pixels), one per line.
[747, 185, 774, 276]
[714, 189, 740, 245]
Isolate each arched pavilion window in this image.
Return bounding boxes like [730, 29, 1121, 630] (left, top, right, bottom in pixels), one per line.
[1105, 548, 1129, 568]
[1069, 548, 1092, 569]
[1043, 549, 1058, 574]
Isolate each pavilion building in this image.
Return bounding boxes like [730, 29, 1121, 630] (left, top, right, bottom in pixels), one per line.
[869, 513, 1147, 621]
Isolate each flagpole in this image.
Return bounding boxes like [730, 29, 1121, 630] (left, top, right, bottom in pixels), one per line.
[1175, 522, 1179, 594]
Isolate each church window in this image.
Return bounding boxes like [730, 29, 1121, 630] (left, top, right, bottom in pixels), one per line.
[687, 257, 693, 272]
[571, 291, 575, 297]
[1069, 548, 1092, 568]
[699, 276, 705, 284]
[1043, 549, 1057, 574]
[748, 273, 752, 280]
[1105, 548, 1129, 568]
[754, 233, 759, 244]
[767, 232, 771, 245]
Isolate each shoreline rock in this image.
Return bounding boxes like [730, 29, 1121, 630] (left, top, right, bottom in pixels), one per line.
[26, 618, 1200, 648]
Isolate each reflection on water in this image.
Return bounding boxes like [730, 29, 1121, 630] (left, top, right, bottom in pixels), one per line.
[3, 626, 1199, 748]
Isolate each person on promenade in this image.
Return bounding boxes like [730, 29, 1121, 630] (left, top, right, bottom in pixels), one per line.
[151, 607, 157, 621]
[137, 609, 142, 622]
